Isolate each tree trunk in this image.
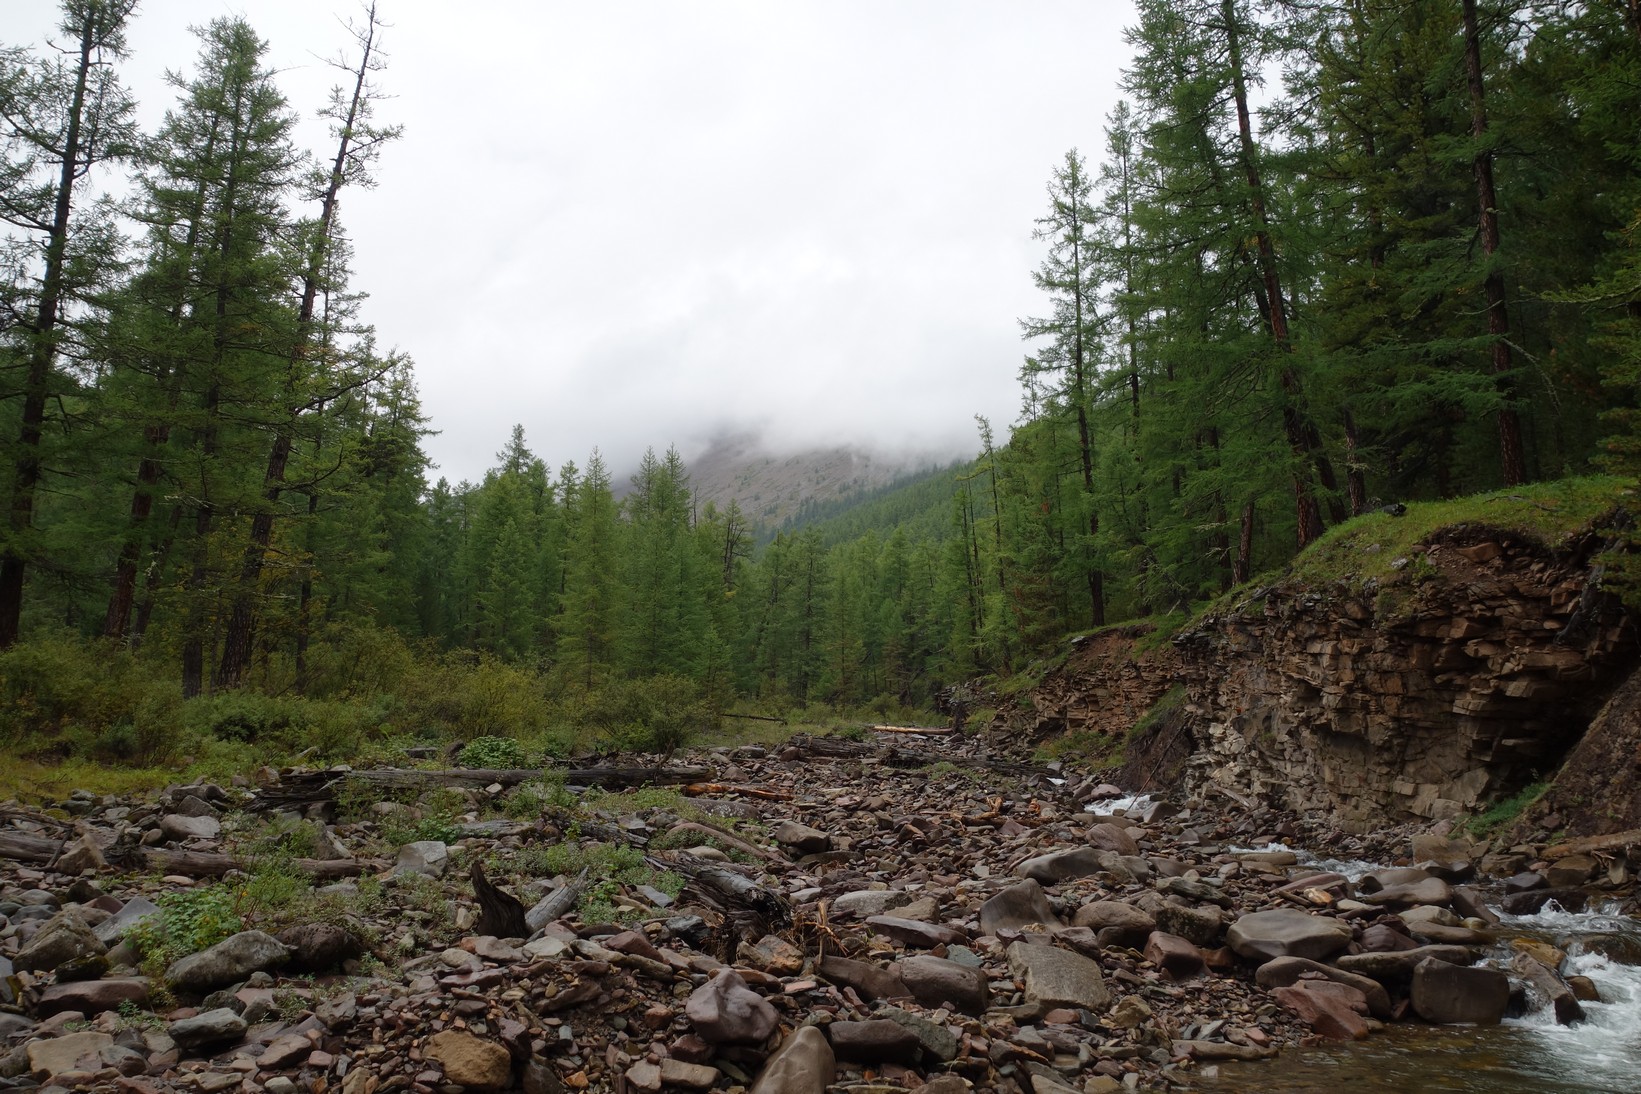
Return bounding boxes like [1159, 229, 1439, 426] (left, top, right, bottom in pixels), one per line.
[0, 12, 98, 648]
[1462, 0, 1526, 487]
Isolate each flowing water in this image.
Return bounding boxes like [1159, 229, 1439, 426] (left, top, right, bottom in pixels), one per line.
[1201, 896, 1641, 1093]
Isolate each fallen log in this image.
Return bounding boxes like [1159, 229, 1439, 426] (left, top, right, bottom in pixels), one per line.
[661, 820, 784, 864]
[682, 783, 793, 802]
[869, 724, 953, 736]
[251, 764, 715, 812]
[0, 831, 65, 864]
[1540, 829, 1641, 860]
[129, 848, 385, 880]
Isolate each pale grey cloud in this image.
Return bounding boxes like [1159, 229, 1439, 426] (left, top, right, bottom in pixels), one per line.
[10, 0, 1136, 484]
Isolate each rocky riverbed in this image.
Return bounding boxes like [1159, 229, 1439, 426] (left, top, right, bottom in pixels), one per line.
[0, 729, 1635, 1094]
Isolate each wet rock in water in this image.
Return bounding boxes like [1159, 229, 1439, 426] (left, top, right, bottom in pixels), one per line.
[1509, 952, 1584, 1025]
[278, 922, 365, 973]
[1336, 945, 1479, 987]
[1411, 957, 1510, 1025]
[13, 910, 105, 974]
[827, 1019, 924, 1064]
[34, 977, 150, 1017]
[1254, 957, 1392, 1019]
[1500, 887, 1586, 915]
[1226, 909, 1353, 963]
[1144, 931, 1206, 980]
[686, 969, 778, 1045]
[896, 954, 989, 1013]
[1270, 982, 1370, 1040]
[426, 1029, 512, 1089]
[817, 955, 911, 1002]
[1361, 878, 1454, 909]
[1073, 900, 1155, 949]
[164, 929, 291, 994]
[167, 1006, 247, 1051]
[393, 839, 450, 878]
[980, 879, 1060, 935]
[751, 1025, 834, 1094]
[772, 820, 831, 854]
[1006, 941, 1111, 1011]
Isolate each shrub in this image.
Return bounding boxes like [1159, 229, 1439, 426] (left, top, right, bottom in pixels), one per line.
[457, 735, 530, 769]
[125, 886, 243, 970]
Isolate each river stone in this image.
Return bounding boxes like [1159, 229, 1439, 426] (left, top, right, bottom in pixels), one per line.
[168, 1007, 247, 1051]
[92, 896, 161, 945]
[1411, 957, 1509, 1024]
[13, 910, 106, 973]
[1153, 901, 1222, 947]
[686, 969, 778, 1045]
[25, 1031, 113, 1079]
[1072, 900, 1154, 949]
[159, 813, 221, 842]
[1254, 956, 1392, 1019]
[1270, 982, 1369, 1040]
[164, 930, 291, 994]
[1361, 877, 1454, 908]
[54, 834, 104, 875]
[1336, 945, 1478, 986]
[980, 879, 1059, 935]
[827, 1019, 922, 1064]
[1087, 822, 1140, 855]
[1501, 887, 1587, 915]
[1226, 910, 1352, 963]
[772, 820, 831, 855]
[830, 889, 910, 917]
[874, 1005, 960, 1062]
[1016, 847, 1109, 884]
[1006, 941, 1110, 1011]
[1358, 867, 1433, 893]
[278, 922, 365, 973]
[393, 840, 450, 878]
[865, 915, 965, 948]
[1144, 931, 1205, 980]
[426, 1029, 512, 1089]
[817, 955, 910, 1001]
[34, 977, 150, 1017]
[896, 954, 989, 1013]
[750, 1025, 833, 1094]
[1510, 952, 1584, 1025]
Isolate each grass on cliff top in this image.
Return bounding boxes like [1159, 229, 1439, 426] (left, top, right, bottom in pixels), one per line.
[1279, 476, 1627, 590]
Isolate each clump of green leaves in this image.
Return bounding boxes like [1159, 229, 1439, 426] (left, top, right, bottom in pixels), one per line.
[509, 840, 683, 922]
[457, 735, 530, 769]
[125, 886, 243, 971]
[503, 773, 577, 818]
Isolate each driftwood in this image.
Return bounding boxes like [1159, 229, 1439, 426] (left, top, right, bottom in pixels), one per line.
[1541, 829, 1641, 860]
[661, 820, 784, 864]
[129, 848, 384, 880]
[869, 723, 954, 736]
[471, 861, 529, 938]
[682, 783, 793, 802]
[0, 832, 65, 864]
[251, 764, 715, 813]
[783, 733, 1054, 778]
[658, 855, 792, 962]
[531, 867, 591, 926]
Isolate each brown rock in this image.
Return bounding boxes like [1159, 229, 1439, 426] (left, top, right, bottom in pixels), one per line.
[827, 1019, 923, 1064]
[426, 1030, 512, 1089]
[751, 1025, 834, 1094]
[1143, 932, 1205, 980]
[685, 969, 778, 1045]
[1270, 983, 1369, 1040]
[817, 955, 911, 1002]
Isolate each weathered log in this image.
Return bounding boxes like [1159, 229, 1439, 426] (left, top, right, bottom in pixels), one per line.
[0, 831, 64, 864]
[682, 783, 793, 802]
[530, 867, 591, 927]
[471, 861, 529, 939]
[1541, 830, 1641, 860]
[131, 848, 383, 880]
[250, 764, 715, 812]
[662, 820, 783, 863]
[869, 724, 954, 736]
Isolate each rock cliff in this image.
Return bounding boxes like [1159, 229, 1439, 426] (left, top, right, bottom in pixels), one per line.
[998, 518, 1637, 833]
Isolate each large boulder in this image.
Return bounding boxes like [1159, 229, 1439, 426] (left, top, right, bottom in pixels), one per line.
[1254, 956, 1392, 1019]
[13, 910, 105, 974]
[164, 930, 291, 994]
[167, 1007, 248, 1052]
[1411, 957, 1509, 1025]
[1270, 982, 1370, 1040]
[1226, 910, 1352, 963]
[1016, 847, 1109, 884]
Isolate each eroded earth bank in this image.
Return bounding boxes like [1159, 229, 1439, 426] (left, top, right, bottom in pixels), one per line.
[1, 725, 1637, 1094]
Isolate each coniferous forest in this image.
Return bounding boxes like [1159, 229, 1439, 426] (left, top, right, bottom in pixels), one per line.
[1, 1, 1638, 769]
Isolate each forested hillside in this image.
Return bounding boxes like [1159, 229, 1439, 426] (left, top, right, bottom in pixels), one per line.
[1, 0, 1637, 766]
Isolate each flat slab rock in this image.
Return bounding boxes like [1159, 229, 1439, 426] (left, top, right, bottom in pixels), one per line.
[1226, 909, 1353, 963]
[1006, 941, 1111, 1011]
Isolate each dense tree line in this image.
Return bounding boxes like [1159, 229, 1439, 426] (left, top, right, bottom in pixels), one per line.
[2, 0, 1638, 737]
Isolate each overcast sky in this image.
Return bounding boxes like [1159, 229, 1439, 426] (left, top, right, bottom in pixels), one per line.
[12, 0, 1139, 485]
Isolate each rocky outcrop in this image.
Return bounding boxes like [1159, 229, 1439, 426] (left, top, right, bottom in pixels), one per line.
[999, 521, 1636, 831]
[1526, 662, 1641, 837]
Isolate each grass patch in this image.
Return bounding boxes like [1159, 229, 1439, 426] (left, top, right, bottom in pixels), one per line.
[1466, 780, 1550, 838]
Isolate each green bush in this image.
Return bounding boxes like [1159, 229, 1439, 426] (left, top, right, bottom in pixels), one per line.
[0, 635, 178, 759]
[125, 886, 243, 970]
[457, 735, 530, 768]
